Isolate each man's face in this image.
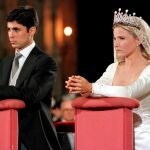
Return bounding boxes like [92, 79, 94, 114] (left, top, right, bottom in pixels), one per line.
[61, 101, 75, 122]
[7, 21, 34, 50]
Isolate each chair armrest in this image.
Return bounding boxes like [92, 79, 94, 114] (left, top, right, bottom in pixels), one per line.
[54, 121, 75, 132]
[72, 97, 140, 110]
[0, 99, 25, 110]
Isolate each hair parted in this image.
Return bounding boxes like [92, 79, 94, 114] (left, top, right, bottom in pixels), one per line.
[6, 5, 39, 30]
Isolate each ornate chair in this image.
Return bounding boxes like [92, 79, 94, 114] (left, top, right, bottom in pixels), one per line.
[0, 99, 25, 150]
[72, 97, 140, 150]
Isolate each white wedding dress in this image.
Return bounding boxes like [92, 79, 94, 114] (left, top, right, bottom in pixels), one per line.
[90, 62, 150, 150]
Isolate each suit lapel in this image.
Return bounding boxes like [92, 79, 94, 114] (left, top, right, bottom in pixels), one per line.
[0, 56, 14, 85]
[16, 47, 39, 87]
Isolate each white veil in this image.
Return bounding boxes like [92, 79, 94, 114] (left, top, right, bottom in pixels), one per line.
[113, 9, 150, 62]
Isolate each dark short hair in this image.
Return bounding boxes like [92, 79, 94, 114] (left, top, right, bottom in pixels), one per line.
[6, 5, 39, 30]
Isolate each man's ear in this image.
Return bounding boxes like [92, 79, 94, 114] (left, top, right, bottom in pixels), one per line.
[29, 27, 37, 36]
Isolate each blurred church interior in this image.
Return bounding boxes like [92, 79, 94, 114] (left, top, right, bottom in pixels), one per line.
[0, 0, 149, 101]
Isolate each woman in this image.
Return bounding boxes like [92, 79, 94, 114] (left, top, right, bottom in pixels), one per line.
[65, 8, 150, 150]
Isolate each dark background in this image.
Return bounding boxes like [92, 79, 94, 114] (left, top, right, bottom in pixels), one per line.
[76, 0, 150, 82]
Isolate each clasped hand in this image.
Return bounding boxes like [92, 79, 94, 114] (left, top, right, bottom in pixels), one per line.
[65, 75, 92, 95]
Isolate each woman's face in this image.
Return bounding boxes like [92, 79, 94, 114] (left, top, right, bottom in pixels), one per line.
[113, 26, 140, 59]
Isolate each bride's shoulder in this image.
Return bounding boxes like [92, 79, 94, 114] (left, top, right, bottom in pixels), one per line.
[106, 62, 118, 70]
[103, 62, 118, 75]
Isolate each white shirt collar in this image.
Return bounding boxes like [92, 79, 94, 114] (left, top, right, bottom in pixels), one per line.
[15, 41, 35, 58]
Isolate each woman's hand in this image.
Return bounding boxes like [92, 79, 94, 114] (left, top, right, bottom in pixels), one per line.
[65, 75, 92, 95]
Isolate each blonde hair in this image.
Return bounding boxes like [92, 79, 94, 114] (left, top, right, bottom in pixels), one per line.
[113, 24, 150, 62]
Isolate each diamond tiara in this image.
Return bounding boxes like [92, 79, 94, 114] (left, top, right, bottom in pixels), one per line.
[113, 8, 141, 29]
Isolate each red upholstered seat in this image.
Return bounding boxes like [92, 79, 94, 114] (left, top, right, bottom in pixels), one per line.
[0, 99, 25, 150]
[54, 121, 75, 133]
[72, 97, 140, 150]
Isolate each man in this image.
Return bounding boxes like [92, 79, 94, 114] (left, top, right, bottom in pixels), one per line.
[0, 5, 61, 150]
[58, 94, 75, 150]
[60, 98, 75, 122]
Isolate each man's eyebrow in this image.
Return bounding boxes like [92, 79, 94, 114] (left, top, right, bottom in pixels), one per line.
[7, 27, 20, 30]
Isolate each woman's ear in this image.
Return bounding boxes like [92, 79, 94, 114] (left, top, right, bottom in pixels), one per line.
[136, 38, 141, 47]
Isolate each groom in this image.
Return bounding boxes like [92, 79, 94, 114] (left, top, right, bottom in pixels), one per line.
[0, 5, 61, 150]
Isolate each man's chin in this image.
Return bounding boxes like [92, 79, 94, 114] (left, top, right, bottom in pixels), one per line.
[11, 45, 18, 49]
